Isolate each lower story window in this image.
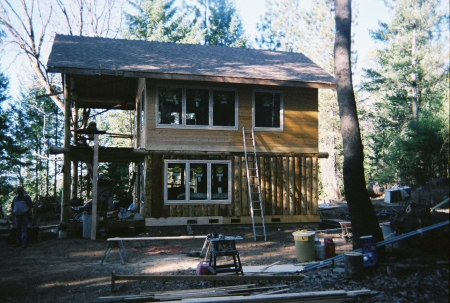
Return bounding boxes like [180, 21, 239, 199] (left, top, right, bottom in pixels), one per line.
[165, 160, 231, 204]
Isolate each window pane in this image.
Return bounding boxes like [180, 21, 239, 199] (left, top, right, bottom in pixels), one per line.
[167, 163, 186, 200]
[254, 92, 281, 128]
[211, 163, 229, 200]
[186, 89, 209, 125]
[189, 163, 208, 200]
[213, 90, 235, 126]
[159, 88, 182, 125]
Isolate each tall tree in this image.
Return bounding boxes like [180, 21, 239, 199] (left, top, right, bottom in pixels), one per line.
[200, 0, 248, 47]
[123, 0, 202, 43]
[256, 0, 346, 200]
[360, 0, 449, 185]
[256, 0, 302, 52]
[0, 0, 125, 112]
[7, 86, 61, 199]
[334, 0, 383, 248]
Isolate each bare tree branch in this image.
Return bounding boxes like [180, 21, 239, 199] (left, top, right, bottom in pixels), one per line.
[56, 0, 74, 35]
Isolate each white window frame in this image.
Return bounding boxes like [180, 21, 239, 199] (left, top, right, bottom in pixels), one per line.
[252, 89, 284, 131]
[164, 160, 232, 205]
[156, 85, 238, 130]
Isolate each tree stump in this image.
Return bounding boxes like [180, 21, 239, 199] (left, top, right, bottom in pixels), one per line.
[345, 252, 364, 281]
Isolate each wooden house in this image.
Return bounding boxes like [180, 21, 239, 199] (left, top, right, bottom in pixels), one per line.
[47, 35, 335, 227]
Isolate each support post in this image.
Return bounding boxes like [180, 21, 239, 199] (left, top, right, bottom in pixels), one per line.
[91, 134, 99, 240]
[61, 76, 72, 223]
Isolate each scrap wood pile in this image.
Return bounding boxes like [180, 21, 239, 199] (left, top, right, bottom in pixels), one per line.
[99, 283, 375, 302]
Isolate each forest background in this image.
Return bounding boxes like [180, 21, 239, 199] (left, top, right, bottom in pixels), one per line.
[0, 0, 448, 215]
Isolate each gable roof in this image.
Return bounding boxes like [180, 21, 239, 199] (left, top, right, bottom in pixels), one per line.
[47, 35, 335, 89]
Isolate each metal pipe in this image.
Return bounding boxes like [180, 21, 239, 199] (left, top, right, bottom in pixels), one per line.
[301, 220, 449, 272]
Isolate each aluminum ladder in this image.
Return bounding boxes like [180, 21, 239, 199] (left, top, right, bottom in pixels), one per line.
[242, 127, 267, 241]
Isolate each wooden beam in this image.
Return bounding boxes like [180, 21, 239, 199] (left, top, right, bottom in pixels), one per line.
[111, 272, 306, 292]
[61, 76, 72, 223]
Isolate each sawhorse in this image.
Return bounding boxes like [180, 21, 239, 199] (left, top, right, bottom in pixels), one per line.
[100, 236, 207, 265]
[101, 238, 128, 265]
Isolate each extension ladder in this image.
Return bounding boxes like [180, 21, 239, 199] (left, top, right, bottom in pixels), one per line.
[242, 127, 267, 241]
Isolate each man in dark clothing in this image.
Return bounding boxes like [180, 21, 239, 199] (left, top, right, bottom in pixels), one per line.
[11, 186, 33, 248]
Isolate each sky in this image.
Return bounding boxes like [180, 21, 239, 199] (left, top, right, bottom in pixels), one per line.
[0, 0, 435, 98]
[234, 0, 390, 76]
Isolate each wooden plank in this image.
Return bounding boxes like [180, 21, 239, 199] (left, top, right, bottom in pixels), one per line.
[276, 157, 283, 215]
[241, 155, 249, 216]
[233, 155, 241, 217]
[259, 155, 265, 214]
[264, 156, 271, 216]
[294, 157, 301, 215]
[145, 216, 224, 226]
[107, 235, 207, 241]
[270, 157, 276, 215]
[289, 157, 295, 215]
[144, 155, 152, 217]
[312, 157, 318, 215]
[113, 273, 306, 283]
[301, 157, 306, 215]
[153, 154, 163, 217]
[306, 157, 312, 215]
[282, 157, 288, 215]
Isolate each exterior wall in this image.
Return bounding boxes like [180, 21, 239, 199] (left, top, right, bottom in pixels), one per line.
[144, 79, 319, 154]
[140, 79, 320, 223]
[142, 153, 319, 221]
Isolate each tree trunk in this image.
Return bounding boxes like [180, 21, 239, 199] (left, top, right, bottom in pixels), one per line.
[334, 0, 383, 249]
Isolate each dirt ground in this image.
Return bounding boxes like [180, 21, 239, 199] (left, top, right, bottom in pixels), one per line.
[1, 197, 449, 303]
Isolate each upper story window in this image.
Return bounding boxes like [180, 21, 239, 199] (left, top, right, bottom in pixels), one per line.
[253, 90, 283, 130]
[157, 86, 237, 129]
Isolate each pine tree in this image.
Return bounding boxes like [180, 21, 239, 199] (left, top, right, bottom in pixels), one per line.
[361, 0, 449, 185]
[123, 0, 203, 43]
[256, 0, 302, 52]
[197, 0, 249, 47]
[256, 0, 348, 199]
[334, 0, 383, 249]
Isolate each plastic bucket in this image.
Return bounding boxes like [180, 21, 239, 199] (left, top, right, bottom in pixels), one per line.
[315, 242, 326, 260]
[82, 212, 91, 238]
[292, 231, 316, 262]
[195, 261, 211, 275]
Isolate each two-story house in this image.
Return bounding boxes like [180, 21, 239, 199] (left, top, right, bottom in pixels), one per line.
[47, 34, 335, 228]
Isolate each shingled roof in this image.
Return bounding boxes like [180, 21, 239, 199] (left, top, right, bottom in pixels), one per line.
[47, 34, 335, 89]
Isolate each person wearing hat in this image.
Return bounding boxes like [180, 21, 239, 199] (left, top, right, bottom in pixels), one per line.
[11, 186, 33, 248]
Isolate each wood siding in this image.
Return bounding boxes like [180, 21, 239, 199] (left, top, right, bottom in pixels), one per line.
[144, 79, 319, 154]
[143, 153, 319, 219]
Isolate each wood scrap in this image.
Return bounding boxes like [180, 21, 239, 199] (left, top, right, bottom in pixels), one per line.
[110, 272, 305, 293]
[99, 284, 289, 302]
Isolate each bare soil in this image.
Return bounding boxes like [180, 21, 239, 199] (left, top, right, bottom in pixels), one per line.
[1, 214, 449, 303]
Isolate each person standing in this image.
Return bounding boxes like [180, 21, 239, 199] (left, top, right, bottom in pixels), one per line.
[11, 186, 33, 248]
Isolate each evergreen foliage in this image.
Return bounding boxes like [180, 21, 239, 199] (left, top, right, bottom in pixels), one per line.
[7, 87, 62, 200]
[360, 0, 449, 186]
[256, 0, 345, 199]
[123, 0, 203, 43]
[199, 0, 249, 47]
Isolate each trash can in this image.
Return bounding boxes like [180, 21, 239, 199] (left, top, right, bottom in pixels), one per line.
[360, 235, 378, 267]
[82, 212, 98, 239]
[292, 230, 316, 262]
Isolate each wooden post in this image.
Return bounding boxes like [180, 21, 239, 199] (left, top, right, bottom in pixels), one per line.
[61, 75, 72, 223]
[91, 134, 99, 240]
[71, 104, 79, 200]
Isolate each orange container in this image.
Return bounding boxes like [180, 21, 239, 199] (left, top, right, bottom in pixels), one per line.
[324, 238, 335, 258]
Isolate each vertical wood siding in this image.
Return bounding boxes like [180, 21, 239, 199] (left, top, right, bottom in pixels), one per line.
[143, 154, 319, 218]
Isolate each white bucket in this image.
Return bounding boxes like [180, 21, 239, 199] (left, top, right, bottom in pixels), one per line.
[58, 230, 68, 239]
[315, 242, 326, 260]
